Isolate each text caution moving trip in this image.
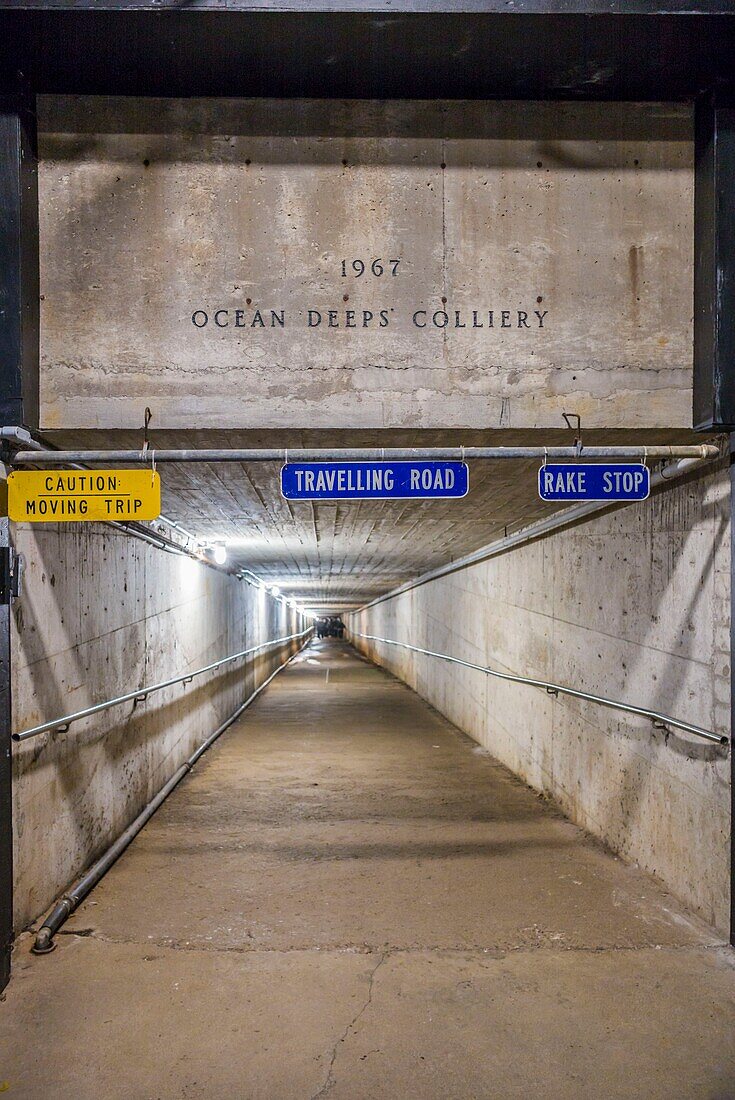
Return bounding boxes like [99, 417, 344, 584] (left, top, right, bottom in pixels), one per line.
[7, 470, 162, 522]
[281, 462, 469, 501]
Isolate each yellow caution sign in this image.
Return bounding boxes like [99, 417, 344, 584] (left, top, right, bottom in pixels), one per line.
[7, 470, 161, 523]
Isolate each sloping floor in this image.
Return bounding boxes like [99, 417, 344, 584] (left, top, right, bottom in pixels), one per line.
[2, 639, 734, 1098]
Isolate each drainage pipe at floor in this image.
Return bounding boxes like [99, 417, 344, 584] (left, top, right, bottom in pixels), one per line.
[31, 638, 310, 955]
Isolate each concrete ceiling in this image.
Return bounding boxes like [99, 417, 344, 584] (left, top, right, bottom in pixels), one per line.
[46, 427, 707, 613]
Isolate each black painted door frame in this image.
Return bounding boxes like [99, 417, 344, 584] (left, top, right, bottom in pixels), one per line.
[0, 82, 38, 991]
[693, 94, 735, 945]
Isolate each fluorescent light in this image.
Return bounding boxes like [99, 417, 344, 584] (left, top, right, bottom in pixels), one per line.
[213, 544, 227, 565]
[270, 585, 281, 597]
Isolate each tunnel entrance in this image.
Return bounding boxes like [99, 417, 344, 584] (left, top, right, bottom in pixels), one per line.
[1, 6, 735, 1091]
[6, 438, 730, 960]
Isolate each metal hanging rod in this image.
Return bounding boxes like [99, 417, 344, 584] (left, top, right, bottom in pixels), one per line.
[9, 444, 720, 466]
[352, 632, 728, 746]
[13, 627, 312, 744]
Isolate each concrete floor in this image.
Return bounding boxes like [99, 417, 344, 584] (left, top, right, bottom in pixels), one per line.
[1, 639, 734, 1099]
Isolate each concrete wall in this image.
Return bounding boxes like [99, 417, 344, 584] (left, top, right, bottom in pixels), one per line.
[38, 97, 692, 430]
[11, 522, 303, 929]
[350, 463, 731, 934]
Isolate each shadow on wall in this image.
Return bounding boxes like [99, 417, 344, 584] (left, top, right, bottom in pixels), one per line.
[10, 521, 298, 929]
[148, 836, 576, 861]
[350, 462, 732, 935]
[572, 479, 729, 885]
[39, 98, 692, 156]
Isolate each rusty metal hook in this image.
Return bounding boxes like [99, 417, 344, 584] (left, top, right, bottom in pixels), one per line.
[142, 407, 153, 455]
[562, 412, 583, 456]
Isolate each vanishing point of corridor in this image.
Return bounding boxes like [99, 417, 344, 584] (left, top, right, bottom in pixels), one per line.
[2, 639, 734, 1099]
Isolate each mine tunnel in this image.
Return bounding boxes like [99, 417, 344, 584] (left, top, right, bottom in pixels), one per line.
[1, 4, 735, 1098]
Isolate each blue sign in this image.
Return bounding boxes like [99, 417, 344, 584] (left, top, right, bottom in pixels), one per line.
[281, 461, 469, 500]
[538, 463, 650, 502]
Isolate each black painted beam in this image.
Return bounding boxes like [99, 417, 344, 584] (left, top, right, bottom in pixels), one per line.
[1, 11, 735, 101]
[731, 436, 735, 948]
[694, 95, 735, 431]
[0, 83, 37, 994]
[0, 523, 11, 992]
[0, 88, 38, 429]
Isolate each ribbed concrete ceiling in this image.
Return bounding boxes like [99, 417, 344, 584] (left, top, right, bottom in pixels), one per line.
[46, 427, 705, 613]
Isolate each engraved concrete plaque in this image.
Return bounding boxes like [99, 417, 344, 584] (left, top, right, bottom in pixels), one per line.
[38, 98, 693, 430]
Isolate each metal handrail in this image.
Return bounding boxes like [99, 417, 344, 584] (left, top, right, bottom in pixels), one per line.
[13, 627, 312, 743]
[353, 632, 728, 746]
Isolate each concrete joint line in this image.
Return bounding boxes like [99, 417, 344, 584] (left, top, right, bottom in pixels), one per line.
[30, 929, 726, 957]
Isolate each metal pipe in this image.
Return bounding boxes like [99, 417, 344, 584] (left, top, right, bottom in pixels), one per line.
[353, 632, 728, 746]
[356, 454, 719, 612]
[31, 636, 310, 954]
[105, 520, 184, 556]
[0, 426, 43, 452]
[9, 444, 720, 466]
[14, 627, 312, 742]
[31, 764, 190, 954]
[156, 514, 198, 542]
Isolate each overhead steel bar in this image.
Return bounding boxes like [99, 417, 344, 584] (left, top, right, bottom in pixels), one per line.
[31, 636, 311, 955]
[13, 627, 312, 743]
[9, 444, 720, 466]
[4, 7, 735, 105]
[353, 632, 728, 746]
[354, 454, 721, 613]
